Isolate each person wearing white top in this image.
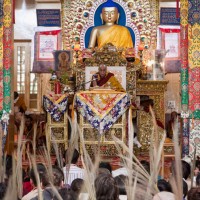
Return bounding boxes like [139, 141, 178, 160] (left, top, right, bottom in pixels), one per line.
[153, 191, 175, 200]
[112, 167, 128, 177]
[62, 149, 84, 185]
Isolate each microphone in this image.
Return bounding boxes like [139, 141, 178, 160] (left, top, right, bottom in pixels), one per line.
[63, 74, 99, 93]
[92, 74, 98, 81]
[74, 75, 98, 92]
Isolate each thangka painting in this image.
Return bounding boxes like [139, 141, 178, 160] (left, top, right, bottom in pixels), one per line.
[32, 30, 62, 73]
[53, 50, 73, 72]
[159, 27, 181, 73]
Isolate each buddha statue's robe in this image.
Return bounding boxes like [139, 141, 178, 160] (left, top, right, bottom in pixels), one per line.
[97, 25, 133, 48]
[91, 72, 125, 92]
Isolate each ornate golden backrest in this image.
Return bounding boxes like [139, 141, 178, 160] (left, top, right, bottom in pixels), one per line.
[75, 44, 140, 99]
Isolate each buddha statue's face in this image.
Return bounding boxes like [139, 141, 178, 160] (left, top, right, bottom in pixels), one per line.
[101, 7, 119, 24]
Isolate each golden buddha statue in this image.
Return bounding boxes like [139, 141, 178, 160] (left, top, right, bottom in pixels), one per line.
[88, 1, 133, 49]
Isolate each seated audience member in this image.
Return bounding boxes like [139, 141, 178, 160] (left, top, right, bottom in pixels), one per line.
[182, 160, 191, 188]
[32, 166, 64, 200]
[24, 115, 34, 140]
[0, 182, 7, 200]
[95, 173, 119, 200]
[153, 191, 175, 200]
[140, 160, 150, 175]
[22, 163, 46, 200]
[140, 97, 165, 129]
[166, 111, 177, 138]
[71, 178, 84, 199]
[22, 168, 32, 197]
[99, 162, 112, 174]
[114, 175, 127, 195]
[112, 164, 128, 177]
[183, 180, 188, 200]
[53, 188, 77, 200]
[52, 166, 64, 187]
[157, 179, 172, 192]
[196, 173, 200, 187]
[171, 160, 191, 188]
[181, 160, 191, 179]
[63, 149, 84, 185]
[98, 168, 111, 175]
[14, 91, 27, 137]
[14, 91, 27, 113]
[187, 187, 200, 200]
[193, 159, 200, 186]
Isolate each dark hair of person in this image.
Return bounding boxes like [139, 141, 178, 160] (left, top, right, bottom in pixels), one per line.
[171, 160, 191, 180]
[64, 149, 80, 164]
[95, 174, 119, 200]
[114, 175, 127, 195]
[14, 91, 19, 100]
[71, 178, 84, 195]
[5, 155, 12, 179]
[52, 166, 64, 187]
[182, 160, 191, 180]
[41, 171, 50, 188]
[29, 163, 46, 186]
[0, 182, 7, 200]
[187, 187, 200, 200]
[183, 180, 188, 198]
[25, 115, 33, 121]
[157, 179, 172, 192]
[53, 188, 77, 200]
[99, 162, 112, 173]
[140, 160, 150, 174]
[98, 168, 111, 175]
[196, 173, 200, 187]
[196, 160, 200, 171]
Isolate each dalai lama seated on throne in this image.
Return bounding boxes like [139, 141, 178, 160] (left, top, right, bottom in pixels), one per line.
[90, 64, 125, 92]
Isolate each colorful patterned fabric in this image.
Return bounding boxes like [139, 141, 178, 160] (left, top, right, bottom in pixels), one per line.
[188, 23, 200, 69]
[75, 91, 130, 134]
[0, 0, 3, 26]
[1, 0, 12, 153]
[43, 94, 68, 121]
[3, 0, 12, 113]
[188, 0, 200, 25]
[189, 68, 200, 112]
[180, 0, 189, 156]
[181, 0, 200, 156]
[189, 119, 200, 157]
[180, 0, 189, 111]
[0, 24, 3, 111]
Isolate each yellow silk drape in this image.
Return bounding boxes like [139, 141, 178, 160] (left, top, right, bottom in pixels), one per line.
[98, 25, 133, 48]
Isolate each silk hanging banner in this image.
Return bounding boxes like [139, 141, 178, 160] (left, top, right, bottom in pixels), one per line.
[0, 0, 4, 112]
[32, 29, 62, 73]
